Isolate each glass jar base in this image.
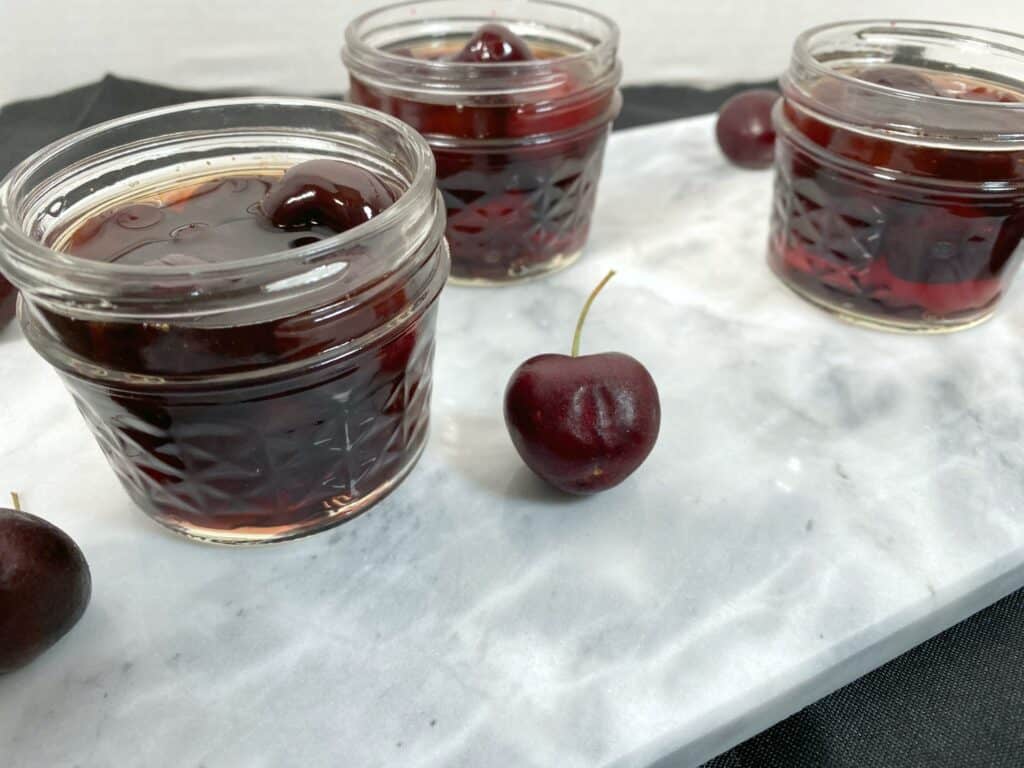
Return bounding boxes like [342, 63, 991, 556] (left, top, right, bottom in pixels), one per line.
[143, 436, 428, 545]
[775, 270, 996, 334]
[448, 248, 581, 287]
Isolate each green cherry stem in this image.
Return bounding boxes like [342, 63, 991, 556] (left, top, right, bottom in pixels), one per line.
[571, 269, 616, 357]
[11, 492, 20, 512]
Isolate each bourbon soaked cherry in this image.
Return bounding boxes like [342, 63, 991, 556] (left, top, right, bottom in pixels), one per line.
[261, 159, 397, 231]
[0, 99, 448, 544]
[770, 54, 1024, 331]
[453, 23, 534, 63]
[49, 161, 435, 540]
[344, 3, 623, 283]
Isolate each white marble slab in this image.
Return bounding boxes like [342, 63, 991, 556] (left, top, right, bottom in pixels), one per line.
[4, 114, 1024, 768]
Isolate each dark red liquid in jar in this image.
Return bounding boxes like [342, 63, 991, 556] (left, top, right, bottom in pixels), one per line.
[348, 31, 618, 282]
[770, 65, 1024, 328]
[47, 170, 438, 541]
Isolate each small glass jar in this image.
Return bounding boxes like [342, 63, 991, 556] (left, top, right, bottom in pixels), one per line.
[770, 21, 1024, 332]
[343, 0, 622, 285]
[0, 98, 449, 544]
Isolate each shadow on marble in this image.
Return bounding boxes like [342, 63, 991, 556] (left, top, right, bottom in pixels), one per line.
[435, 410, 588, 505]
[505, 465, 594, 505]
[0, 595, 114, 697]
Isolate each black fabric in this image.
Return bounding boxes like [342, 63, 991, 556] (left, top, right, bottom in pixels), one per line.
[613, 82, 776, 130]
[0, 76, 240, 177]
[701, 589, 1024, 767]
[2, 75, 1023, 768]
[0, 74, 777, 177]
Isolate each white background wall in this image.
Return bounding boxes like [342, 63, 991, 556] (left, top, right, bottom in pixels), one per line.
[2, 0, 1023, 104]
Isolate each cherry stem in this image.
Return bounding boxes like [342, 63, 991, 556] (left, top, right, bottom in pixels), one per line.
[10, 492, 20, 512]
[572, 270, 616, 357]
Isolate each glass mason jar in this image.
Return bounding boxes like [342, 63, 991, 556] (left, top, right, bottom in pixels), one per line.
[343, 0, 622, 285]
[0, 98, 449, 544]
[770, 21, 1024, 332]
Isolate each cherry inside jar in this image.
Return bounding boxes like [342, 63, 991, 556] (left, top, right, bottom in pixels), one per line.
[770, 22, 1024, 332]
[0, 99, 448, 544]
[344, 1, 622, 284]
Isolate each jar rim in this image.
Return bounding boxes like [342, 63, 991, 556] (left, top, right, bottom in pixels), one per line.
[343, 0, 620, 99]
[0, 97, 439, 294]
[785, 19, 1024, 144]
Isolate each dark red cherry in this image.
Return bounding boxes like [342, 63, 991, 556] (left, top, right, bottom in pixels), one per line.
[715, 89, 779, 169]
[261, 159, 398, 233]
[453, 23, 535, 63]
[0, 496, 91, 673]
[505, 77, 592, 137]
[0, 275, 16, 330]
[446, 192, 531, 241]
[373, 286, 417, 376]
[504, 272, 661, 494]
[857, 66, 941, 96]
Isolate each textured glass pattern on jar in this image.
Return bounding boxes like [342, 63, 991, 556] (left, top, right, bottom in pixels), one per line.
[0, 99, 448, 543]
[768, 22, 1024, 332]
[58, 304, 438, 542]
[431, 127, 608, 282]
[344, 0, 621, 284]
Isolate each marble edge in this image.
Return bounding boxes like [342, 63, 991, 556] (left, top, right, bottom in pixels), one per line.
[616, 552, 1024, 768]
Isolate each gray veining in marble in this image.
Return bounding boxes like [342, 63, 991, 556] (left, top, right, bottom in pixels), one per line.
[4, 115, 1024, 767]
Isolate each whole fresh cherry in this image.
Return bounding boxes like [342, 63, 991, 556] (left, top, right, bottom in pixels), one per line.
[453, 23, 535, 63]
[504, 271, 661, 494]
[261, 159, 397, 232]
[0, 494, 91, 673]
[715, 89, 779, 169]
[0, 275, 16, 330]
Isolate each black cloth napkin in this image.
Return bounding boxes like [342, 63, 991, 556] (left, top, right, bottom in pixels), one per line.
[2, 75, 1022, 768]
[0, 75, 773, 177]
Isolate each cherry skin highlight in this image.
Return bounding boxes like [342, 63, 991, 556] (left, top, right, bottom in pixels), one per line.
[715, 89, 780, 169]
[261, 159, 398, 232]
[453, 23, 535, 63]
[0, 496, 91, 673]
[504, 272, 661, 494]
